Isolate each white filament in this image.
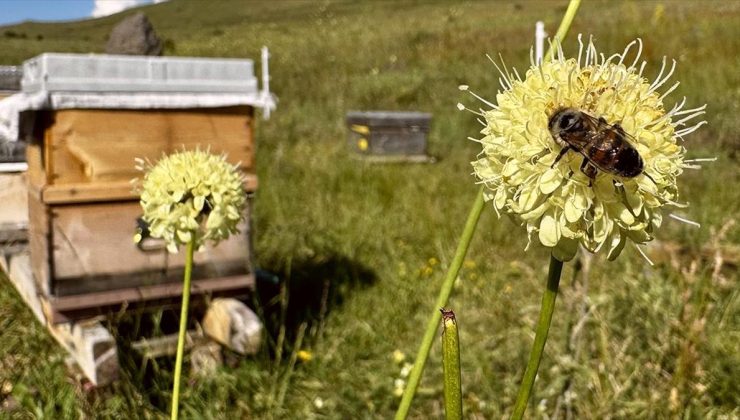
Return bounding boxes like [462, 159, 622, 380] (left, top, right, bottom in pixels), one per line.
[675, 121, 707, 137]
[669, 213, 701, 228]
[633, 244, 655, 266]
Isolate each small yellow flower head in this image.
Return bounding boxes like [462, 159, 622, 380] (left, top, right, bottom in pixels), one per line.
[392, 349, 406, 364]
[297, 350, 313, 362]
[463, 37, 707, 261]
[136, 150, 247, 253]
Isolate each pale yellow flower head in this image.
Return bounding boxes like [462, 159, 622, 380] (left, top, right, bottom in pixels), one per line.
[135, 150, 247, 253]
[464, 37, 707, 261]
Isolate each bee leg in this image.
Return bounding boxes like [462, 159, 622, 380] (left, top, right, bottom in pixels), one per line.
[580, 158, 598, 186]
[644, 172, 657, 185]
[551, 146, 572, 168]
[612, 122, 627, 136]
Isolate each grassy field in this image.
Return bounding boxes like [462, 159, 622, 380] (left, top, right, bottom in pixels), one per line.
[1, 0, 738, 418]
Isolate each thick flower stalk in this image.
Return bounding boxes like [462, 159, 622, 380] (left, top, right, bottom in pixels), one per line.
[135, 149, 247, 253]
[464, 37, 706, 261]
[134, 149, 246, 420]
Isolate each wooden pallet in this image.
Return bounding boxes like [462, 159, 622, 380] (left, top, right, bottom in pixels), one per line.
[2, 250, 262, 386]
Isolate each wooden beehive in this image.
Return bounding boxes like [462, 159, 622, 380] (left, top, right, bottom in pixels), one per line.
[346, 111, 432, 160]
[0, 52, 275, 385]
[26, 106, 258, 323]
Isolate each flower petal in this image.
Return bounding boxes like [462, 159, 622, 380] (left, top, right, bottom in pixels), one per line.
[539, 167, 562, 194]
[539, 212, 560, 247]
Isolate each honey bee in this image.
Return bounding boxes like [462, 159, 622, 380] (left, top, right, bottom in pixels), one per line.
[548, 107, 645, 181]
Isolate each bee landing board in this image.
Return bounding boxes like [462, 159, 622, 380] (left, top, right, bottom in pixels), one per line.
[346, 111, 433, 162]
[23, 106, 258, 323]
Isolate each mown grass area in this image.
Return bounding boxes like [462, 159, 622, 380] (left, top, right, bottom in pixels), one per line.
[1, 0, 738, 418]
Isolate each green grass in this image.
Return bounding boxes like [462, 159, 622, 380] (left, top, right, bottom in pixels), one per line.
[1, 0, 739, 418]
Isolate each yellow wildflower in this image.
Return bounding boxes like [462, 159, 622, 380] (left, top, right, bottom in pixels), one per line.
[297, 350, 313, 362]
[392, 349, 406, 364]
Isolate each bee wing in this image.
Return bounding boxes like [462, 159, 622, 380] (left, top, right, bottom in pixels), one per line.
[579, 112, 642, 146]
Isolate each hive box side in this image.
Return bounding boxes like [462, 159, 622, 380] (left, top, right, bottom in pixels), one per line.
[346, 111, 431, 157]
[46, 107, 255, 185]
[50, 200, 252, 296]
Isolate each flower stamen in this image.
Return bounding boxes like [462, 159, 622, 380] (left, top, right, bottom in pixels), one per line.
[633, 243, 655, 266]
[668, 213, 701, 228]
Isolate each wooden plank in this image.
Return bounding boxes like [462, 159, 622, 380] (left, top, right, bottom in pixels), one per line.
[27, 191, 51, 295]
[166, 107, 255, 172]
[7, 252, 45, 323]
[42, 180, 136, 203]
[0, 224, 27, 243]
[6, 251, 118, 386]
[0, 173, 28, 228]
[40, 174, 257, 204]
[48, 273, 255, 323]
[50, 321, 118, 386]
[132, 330, 208, 359]
[48, 109, 164, 184]
[202, 298, 262, 355]
[132, 330, 222, 377]
[0, 173, 29, 245]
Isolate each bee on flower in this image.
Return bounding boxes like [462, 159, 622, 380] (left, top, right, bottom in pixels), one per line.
[460, 36, 707, 262]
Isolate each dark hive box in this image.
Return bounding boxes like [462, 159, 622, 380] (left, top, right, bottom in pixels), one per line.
[346, 111, 432, 158]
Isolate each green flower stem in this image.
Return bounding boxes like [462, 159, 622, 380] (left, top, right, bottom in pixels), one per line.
[509, 0, 579, 415]
[395, 187, 485, 420]
[510, 255, 564, 420]
[396, 1, 582, 417]
[171, 233, 196, 420]
[441, 309, 462, 420]
[551, 0, 581, 46]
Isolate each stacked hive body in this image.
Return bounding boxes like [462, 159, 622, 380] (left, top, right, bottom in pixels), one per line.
[27, 107, 258, 322]
[14, 53, 274, 323]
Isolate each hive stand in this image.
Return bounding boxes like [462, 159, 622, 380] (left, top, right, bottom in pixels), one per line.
[2, 249, 263, 386]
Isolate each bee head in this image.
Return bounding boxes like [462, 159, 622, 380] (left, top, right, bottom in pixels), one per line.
[548, 107, 583, 136]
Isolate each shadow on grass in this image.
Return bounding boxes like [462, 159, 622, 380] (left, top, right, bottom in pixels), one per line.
[254, 252, 378, 349]
[89, 252, 377, 414]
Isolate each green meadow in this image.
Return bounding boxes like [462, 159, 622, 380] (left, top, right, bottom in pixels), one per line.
[0, 1, 738, 418]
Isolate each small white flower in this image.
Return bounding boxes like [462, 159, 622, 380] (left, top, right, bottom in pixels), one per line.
[400, 362, 413, 378]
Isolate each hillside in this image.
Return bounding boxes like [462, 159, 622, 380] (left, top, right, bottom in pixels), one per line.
[0, 0, 738, 418]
